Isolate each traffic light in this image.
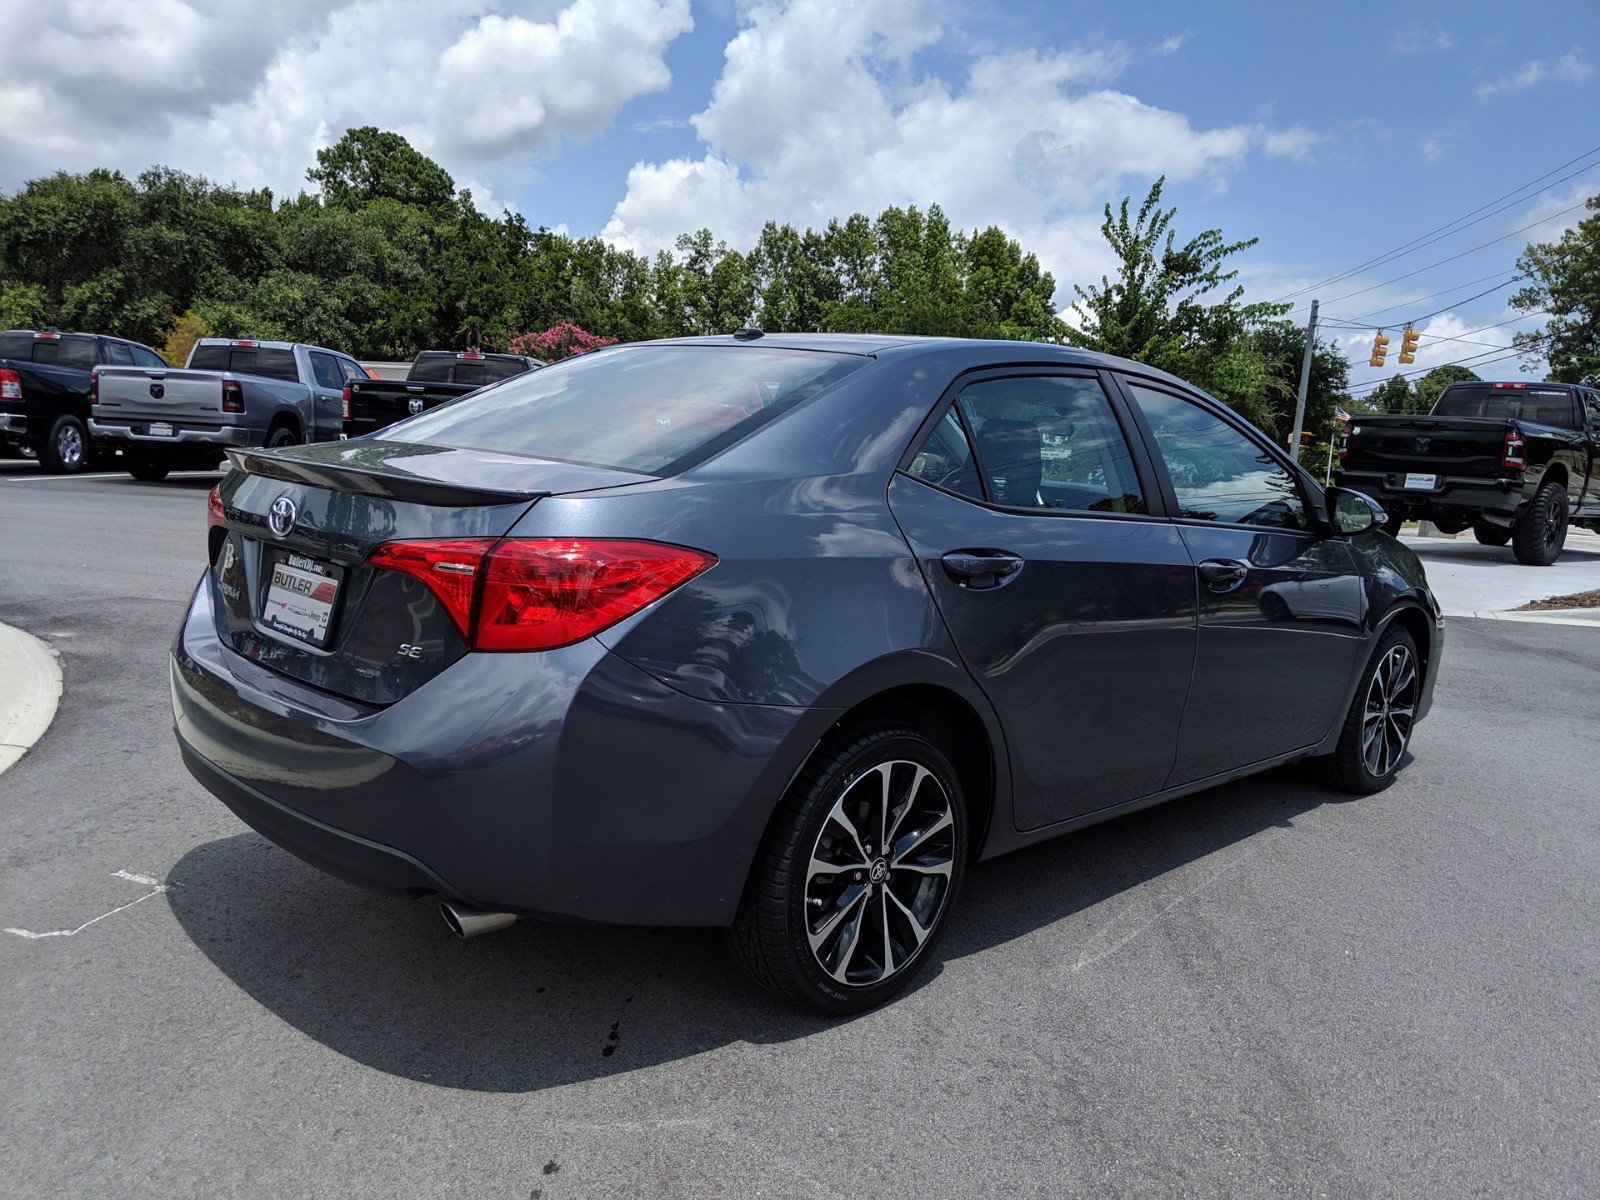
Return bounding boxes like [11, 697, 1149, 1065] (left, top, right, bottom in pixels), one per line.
[1399, 325, 1419, 364]
[1369, 330, 1390, 368]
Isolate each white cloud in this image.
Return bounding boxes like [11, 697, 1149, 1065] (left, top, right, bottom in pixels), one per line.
[602, 0, 1318, 302]
[1154, 30, 1194, 55]
[1388, 24, 1454, 55]
[1477, 48, 1593, 98]
[0, 1, 694, 197]
[1420, 136, 1445, 163]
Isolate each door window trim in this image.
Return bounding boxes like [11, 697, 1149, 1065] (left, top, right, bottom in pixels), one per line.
[895, 365, 1172, 522]
[1107, 371, 1326, 536]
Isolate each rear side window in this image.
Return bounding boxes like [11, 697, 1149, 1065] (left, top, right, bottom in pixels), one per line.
[906, 408, 983, 500]
[407, 354, 455, 383]
[1127, 383, 1309, 530]
[3, 334, 101, 370]
[188, 343, 299, 382]
[392, 345, 863, 475]
[1432, 384, 1579, 429]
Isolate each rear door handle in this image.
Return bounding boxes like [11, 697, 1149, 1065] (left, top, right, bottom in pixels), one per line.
[941, 549, 1025, 590]
[1197, 558, 1250, 592]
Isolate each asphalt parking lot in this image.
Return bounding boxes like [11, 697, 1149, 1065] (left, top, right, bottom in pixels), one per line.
[2, 461, 1596, 1198]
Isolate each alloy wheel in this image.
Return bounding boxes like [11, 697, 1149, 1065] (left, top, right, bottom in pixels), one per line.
[1361, 644, 1417, 778]
[57, 423, 84, 469]
[804, 759, 956, 987]
[1544, 496, 1566, 549]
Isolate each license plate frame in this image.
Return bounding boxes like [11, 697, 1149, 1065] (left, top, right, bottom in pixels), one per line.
[261, 550, 345, 649]
[1402, 472, 1438, 491]
[148, 421, 175, 438]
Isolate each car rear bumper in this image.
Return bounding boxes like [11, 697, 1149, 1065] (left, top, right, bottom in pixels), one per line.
[171, 575, 836, 925]
[0, 412, 27, 436]
[1336, 469, 1524, 520]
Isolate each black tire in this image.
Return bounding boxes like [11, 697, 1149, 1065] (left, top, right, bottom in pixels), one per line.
[1430, 514, 1467, 535]
[1472, 519, 1512, 547]
[1380, 513, 1405, 537]
[1511, 480, 1568, 565]
[728, 725, 968, 1014]
[126, 455, 171, 482]
[38, 415, 89, 474]
[266, 425, 300, 449]
[1311, 626, 1420, 795]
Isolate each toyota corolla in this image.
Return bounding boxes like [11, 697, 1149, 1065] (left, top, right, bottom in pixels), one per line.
[172, 334, 1442, 1013]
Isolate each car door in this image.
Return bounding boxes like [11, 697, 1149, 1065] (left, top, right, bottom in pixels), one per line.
[1582, 390, 1600, 510]
[887, 370, 1196, 831]
[1116, 378, 1367, 786]
[307, 351, 347, 441]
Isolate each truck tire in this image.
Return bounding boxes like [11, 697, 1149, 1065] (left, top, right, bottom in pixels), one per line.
[1430, 514, 1467, 535]
[126, 453, 171, 482]
[1381, 513, 1404, 537]
[39, 415, 89, 474]
[266, 426, 300, 449]
[1512, 480, 1568, 565]
[1472, 519, 1512, 547]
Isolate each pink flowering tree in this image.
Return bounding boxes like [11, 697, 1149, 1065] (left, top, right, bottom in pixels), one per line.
[508, 322, 618, 361]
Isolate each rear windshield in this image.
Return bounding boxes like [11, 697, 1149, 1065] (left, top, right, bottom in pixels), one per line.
[390, 344, 863, 474]
[0, 333, 100, 370]
[1432, 384, 1578, 429]
[408, 354, 532, 386]
[188, 343, 299, 382]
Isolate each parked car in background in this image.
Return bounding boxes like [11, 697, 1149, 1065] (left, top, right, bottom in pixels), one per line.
[1336, 380, 1600, 564]
[173, 334, 1443, 1014]
[0, 328, 168, 472]
[92, 338, 366, 481]
[341, 349, 544, 439]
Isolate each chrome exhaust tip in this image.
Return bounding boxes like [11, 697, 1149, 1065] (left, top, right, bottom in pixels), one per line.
[439, 899, 517, 940]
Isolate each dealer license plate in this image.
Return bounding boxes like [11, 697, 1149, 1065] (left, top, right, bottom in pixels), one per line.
[1403, 473, 1437, 490]
[148, 421, 175, 437]
[263, 552, 343, 648]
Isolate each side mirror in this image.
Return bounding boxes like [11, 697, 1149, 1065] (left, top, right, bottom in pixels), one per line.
[1326, 487, 1385, 536]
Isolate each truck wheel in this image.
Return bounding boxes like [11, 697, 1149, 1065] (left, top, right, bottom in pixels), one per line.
[1430, 514, 1467, 535]
[39, 415, 89, 474]
[1380, 513, 1404, 537]
[1472, 519, 1512, 547]
[1511, 480, 1568, 565]
[266, 426, 300, 449]
[126, 454, 171, 482]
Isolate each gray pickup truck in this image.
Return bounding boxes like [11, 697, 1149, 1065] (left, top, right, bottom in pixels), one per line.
[92, 338, 367, 480]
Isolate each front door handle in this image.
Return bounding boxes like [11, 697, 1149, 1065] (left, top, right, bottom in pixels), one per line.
[1197, 558, 1250, 592]
[941, 549, 1025, 590]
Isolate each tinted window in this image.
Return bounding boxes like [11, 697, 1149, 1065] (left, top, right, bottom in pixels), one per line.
[1432, 384, 1578, 429]
[338, 358, 366, 381]
[906, 408, 983, 500]
[1, 334, 101, 370]
[1585, 391, 1600, 427]
[392, 345, 863, 475]
[309, 352, 343, 389]
[1128, 383, 1308, 530]
[407, 353, 456, 383]
[132, 345, 167, 368]
[188, 343, 300, 382]
[956, 376, 1145, 513]
[105, 341, 136, 365]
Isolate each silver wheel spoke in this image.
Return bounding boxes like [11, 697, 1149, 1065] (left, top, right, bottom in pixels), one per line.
[824, 894, 868, 982]
[879, 891, 895, 976]
[892, 807, 952, 865]
[884, 764, 927, 850]
[894, 858, 952, 878]
[826, 806, 870, 865]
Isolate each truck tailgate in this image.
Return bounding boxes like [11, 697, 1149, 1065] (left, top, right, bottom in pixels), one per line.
[96, 367, 236, 423]
[1346, 416, 1511, 477]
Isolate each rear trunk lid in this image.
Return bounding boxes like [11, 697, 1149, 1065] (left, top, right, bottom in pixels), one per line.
[210, 438, 651, 705]
[1343, 414, 1514, 479]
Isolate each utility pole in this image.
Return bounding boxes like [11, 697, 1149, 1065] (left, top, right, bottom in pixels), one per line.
[1290, 299, 1318, 464]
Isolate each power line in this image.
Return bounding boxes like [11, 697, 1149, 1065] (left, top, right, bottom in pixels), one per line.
[1323, 268, 1525, 326]
[1345, 341, 1546, 395]
[1273, 144, 1600, 304]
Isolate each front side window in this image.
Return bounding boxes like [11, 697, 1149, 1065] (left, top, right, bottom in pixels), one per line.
[1127, 383, 1309, 530]
[956, 375, 1146, 514]
[309, 352, 343, 390]
[133, 345, 167, 368]
[104, 341, 136, 365]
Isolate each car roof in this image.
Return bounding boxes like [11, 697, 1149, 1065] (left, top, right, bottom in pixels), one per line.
[641, 332, 1204, 392]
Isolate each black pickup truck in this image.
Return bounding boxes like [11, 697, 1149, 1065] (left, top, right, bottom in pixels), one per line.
[0, 329, 169, 472]
[1336, 380, 1600, 564]
[341, 350, 543, 438]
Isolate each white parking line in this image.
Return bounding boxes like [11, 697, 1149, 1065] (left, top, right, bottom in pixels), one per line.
[4, 870, 174, 940]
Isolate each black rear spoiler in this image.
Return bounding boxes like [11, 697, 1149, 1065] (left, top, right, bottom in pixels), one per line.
[225, 449, 547, 507]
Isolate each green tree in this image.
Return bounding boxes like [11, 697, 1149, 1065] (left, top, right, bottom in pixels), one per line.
[1247, 321, 1352, 446]
[1512, 192, 1599, 385]
[307, 126, 457, 213]
[1366, 374, 1417, 415]
[1065, 177, 1289, 420]
[1413, 364, 1481, 413]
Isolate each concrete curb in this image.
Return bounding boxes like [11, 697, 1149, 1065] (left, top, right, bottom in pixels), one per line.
[0, 623, 63, 775]
[1446, 608, 1600, 628]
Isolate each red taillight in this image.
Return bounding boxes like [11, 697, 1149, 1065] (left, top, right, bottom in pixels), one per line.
[34, 331, 60, 341]
[366, 538, 715, 651]
[221, 379, 244, 413]
[231, 339, 259, 348]
[1491, 382, 1527, 390]
[458, 350, 484, 360]
[341, 383, 352, 420]
[0, 368, 20, 401]
[1337, 429, 1349, 460]
[89, 370, 99, 405]
[1502, 430, 1526, 469]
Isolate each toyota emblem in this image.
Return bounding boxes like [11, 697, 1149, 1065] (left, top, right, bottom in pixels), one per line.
[268, 495, 298, 538]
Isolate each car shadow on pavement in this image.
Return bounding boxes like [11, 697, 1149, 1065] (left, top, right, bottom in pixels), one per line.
[167, 765, 1338, 1093]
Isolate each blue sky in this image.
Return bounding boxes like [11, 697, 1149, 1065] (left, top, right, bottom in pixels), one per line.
[3, 1, 1596, 390]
